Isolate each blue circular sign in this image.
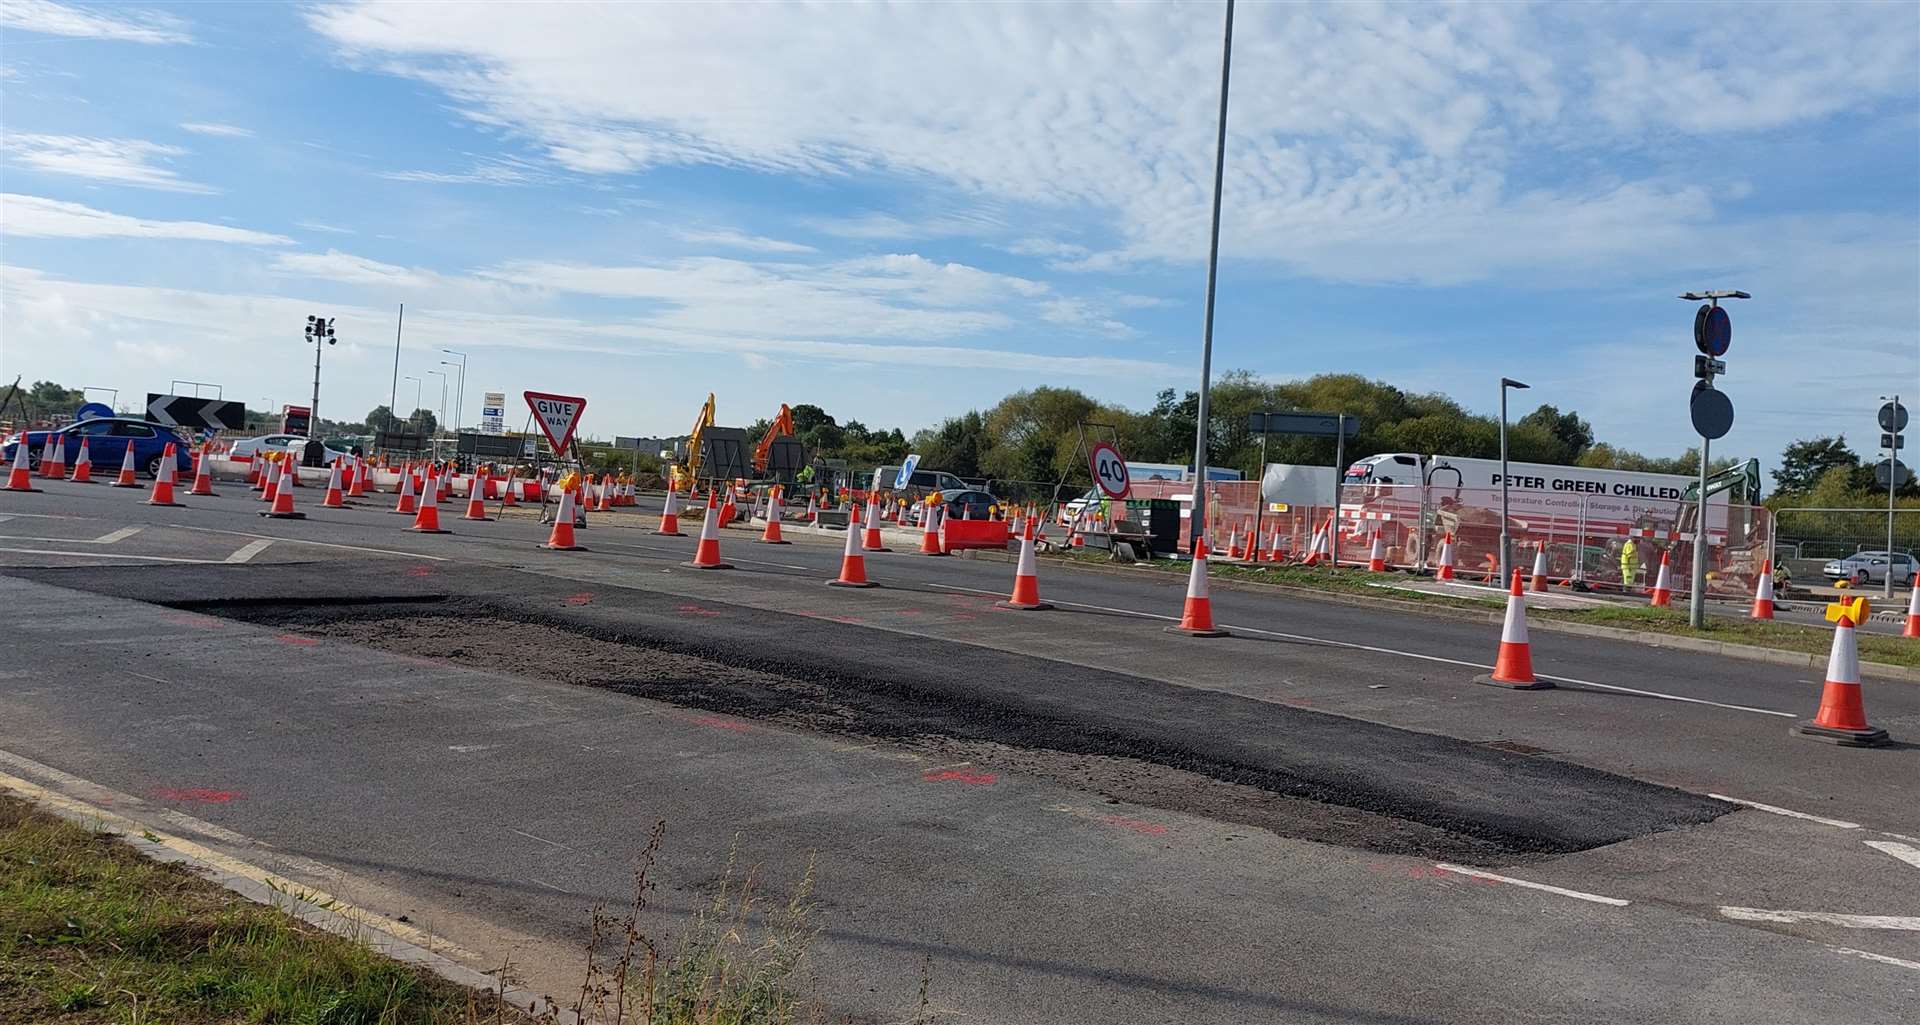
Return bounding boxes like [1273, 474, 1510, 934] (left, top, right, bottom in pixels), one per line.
[1694, 305, 1731, 357]
[74, 402, 114, 421]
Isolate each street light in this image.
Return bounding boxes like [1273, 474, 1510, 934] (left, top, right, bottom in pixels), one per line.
[302, 315, 336, 466]
[427, 370, 447, 456]
[1499, 377, 1530, 584]
[1186, 0, 1236, 552]
[440, 349, 467, 434]
[402, 376, 422, 420]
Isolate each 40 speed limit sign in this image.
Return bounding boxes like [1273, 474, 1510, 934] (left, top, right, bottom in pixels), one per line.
[1089, 441, 1131, 499]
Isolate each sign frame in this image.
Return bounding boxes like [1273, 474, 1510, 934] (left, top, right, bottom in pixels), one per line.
[1089, 441, 1131, 499]
[523, 391, 587, 455]
[1247, 411, 1360, 439]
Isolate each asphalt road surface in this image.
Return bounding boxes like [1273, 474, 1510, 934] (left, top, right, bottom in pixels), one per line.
[2, 477, 1916, 1023]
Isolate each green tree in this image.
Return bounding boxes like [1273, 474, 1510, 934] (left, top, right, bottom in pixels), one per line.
[1517, 405, 1594, 459]
[1772, 436, 1860, 495]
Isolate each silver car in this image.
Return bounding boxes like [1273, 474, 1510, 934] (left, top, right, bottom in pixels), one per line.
[1822, 551, 1917, 587]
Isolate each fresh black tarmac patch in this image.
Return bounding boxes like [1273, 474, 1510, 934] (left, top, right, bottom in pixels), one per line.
[5, 561, 1732, 862]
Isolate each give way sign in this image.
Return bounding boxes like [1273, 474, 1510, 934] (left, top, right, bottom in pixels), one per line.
[524, 391, 587, 454]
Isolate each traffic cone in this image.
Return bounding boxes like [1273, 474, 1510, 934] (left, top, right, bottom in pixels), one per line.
[828, 504, 876, 587]
[804, 494, 817, 523]
[391, 470, 418, 515]
[997, 519, 1051, 610]
[919, 502, 947, 555]
[145, 445, 184, 506]
[686, 490, 732, 568]
[719, 490, 737, 528]
[110, 445, 138, 488]
[1475, 571, 1551, 690]
[540, 487, 585, 550]
[319, 460, 347, 508]
[862, 496, 890, 552]
[69, 438, 93, 483]
[1224, 525, 1240, 562]
[656, 487, 685, 536]
[36, 436, 55, 478]
[499, 472, 518, 508]
[1366, 531, 1387, 572]
[463, 472, 491, 521]
[1302, 524, 1324, 567]
[757, 486, 790, 544]
[347, 458, 368, 498]
[188, 445, 217, 496]
[260, 460, 304, 519]
[1751, 561, 1776, 620]
[1264, 527, 1283, 564]
[1904, 585, 1920, 638]
[409, 474, 450, 533]
[1649, 551, 1674, 608]
[47, 435, 66, 479]
[261, 458, 282, 504]
[1530, 543, 1549, 593]
[1791, 615, 1890, 746]
[1435, 533, 1455, 581]
[1167, 538, 1228, 636]
[4, 435, 39, 492]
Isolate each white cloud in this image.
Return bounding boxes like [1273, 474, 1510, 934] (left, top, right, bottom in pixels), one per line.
[271, 249, 441, 290]
[378, 156, 552, 186]
[306, 1, 1919, 286]
[180, 122, 253, 138]
[1, 193, 291, 244]
[294, 220, 355, 235]
[673, 227, 815, 254]
[7, 135, 213, 193]
[0, 0, 190, 45]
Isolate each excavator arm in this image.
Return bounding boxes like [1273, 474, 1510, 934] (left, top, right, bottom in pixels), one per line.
[752, 403, 795, 474]
[675, 393, 715, 491]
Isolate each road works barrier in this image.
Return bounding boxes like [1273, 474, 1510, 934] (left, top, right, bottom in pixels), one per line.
[940, 517, 1011, 553]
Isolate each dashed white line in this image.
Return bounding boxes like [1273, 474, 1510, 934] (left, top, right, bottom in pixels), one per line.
[175, 525, 450, 561]
[1434, 864, 1632, 907]
[1708, 795, 1861, 829]
[1865, 840, 1920, 871]
[508, 827, 571, 850]
[925, 583, 1794, 718]
[224, 539, 276, 564]
[0, 547, 224, 564]
[1719, 907, 1920, 930]
[0, 526, 142, 544]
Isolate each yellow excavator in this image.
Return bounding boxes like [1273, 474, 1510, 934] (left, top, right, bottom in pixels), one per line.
[670, 393, 715, 492]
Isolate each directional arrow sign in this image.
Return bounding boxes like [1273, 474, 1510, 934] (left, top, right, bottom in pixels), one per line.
[524, 391, 587, 454]
[145, 393, 246, 430]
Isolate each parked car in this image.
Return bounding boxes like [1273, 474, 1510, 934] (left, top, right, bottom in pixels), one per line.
[1822, 551, 1918, 587]
[872, 465, 970, 494]
[228, 433, 354, 463]
[3, 418, 194, 479]
[936, 488, 998, 521]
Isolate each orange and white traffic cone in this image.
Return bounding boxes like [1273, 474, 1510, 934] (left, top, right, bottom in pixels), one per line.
[1167, 538, 1229, 636]
[804, 494, 817, 523]
[1367, 532, 1386, 572]
[655, 487, 685, 536]
[392, 471, 418, 516]
[4, 435, 40, 492]
[1435, 533, 1455, 581]
[1649, 551, 1674, 608]
[260, 460, 304, 519]
[539, 487, 585, 551]
[410, 474, 450, 533]
[261, 458, 282, 504]
[919, 502, 947, 555]
[997, 519, 1050, 610]
[861, 496, 889, 552]
[757, 486, 790, 544]
[1301, 523, 1324, 567]
[1476, 570, 1551, 689]
[46, 435, 67, 479]
[36, 436, 56, 479]
[347, 458, 368, 498]
[109, 445, 139, 488]
[463, 472, 491, 521]
[827, 504, 875, 587]
[188, 445, 217, 496]
[1904, 585, 1920, 638]
[719, 490, 737, 528]
[69, 437, 93, 483]
[319, 460, 347, 508]
[1223, 524, 1240, 562]
[1791, 614, 1890, 746]
[499, 472, 518, 508]
[686, 490, 732, 568]
[1751, 562, 1777, 620]
[146, 445, 184, 506]
[1530, 543, 1549, 593]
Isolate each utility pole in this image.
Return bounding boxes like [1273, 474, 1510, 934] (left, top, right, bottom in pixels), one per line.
[1186, 0, 1235, 551]
[389, 303, 404, 419]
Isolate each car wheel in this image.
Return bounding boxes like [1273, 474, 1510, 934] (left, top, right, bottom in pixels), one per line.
[144, 454, 164, 479]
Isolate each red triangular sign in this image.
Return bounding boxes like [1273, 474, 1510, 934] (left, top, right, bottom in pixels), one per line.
[524, 391, 587, 454]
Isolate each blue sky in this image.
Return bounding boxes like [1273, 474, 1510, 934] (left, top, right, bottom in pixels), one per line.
[2, 0, 1916, 469]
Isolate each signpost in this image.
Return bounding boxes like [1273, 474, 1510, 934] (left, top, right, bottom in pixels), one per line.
[1090, 441, 1131, 499]
[480, 391, 506, 435]
[895, 453, 921, 490]
[1679, 290, 1748, 628]
[145, 393, 246, 431]
[1879, 397, 1906, 599]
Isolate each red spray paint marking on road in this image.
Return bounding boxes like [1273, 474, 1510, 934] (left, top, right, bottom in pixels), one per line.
[407, 565, 434, 578]
[1101, 815, 1169, 836]
[160, 612, 224, 629]
[676, 604, 721, 618]
[564, 592, 594, 605]
[691, 715, 752, 733]
[276, 634, 317, 646]
[150, 787, 241, 804]
[922, 768, 997, 785]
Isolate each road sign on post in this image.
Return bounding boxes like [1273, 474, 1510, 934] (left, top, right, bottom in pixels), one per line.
[895, 453, 921, 489]
[145, 393, 246, 431]
[523, 391, 587, 455]
[1090, 441, 1131, 499]
[1247, 411, 1360, 438]
[1879, 401, 1908, 433]
[1679, 290, 1748, 628]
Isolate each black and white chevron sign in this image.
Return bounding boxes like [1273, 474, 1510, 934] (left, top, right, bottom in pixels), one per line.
[146, 393, 246, 430]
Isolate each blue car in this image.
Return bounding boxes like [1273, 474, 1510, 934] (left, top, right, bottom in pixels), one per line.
[3, 417, 197, 479]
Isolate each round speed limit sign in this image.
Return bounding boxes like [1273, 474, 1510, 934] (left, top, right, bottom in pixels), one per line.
[1090, 442, 1131, 499]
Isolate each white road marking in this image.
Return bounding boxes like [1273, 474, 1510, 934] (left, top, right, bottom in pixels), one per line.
[1434, 864, 1632, 907]
[224, 538, 276, 564]
[175, 525, 450, 561]
[0, 526, 142, 544]
[1719, 907, 1920, 930]
[0, 547, 224, 564]
[93, 526, 143, 544]
[925, 583, 1795, 718]
[509, 828, 571, 850]
[1830, 946, 1920, 972]
[1708, 795, 1861, 829]
[1865, 840, 1920, 871]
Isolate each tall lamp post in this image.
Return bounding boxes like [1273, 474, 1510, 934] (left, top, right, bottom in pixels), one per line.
[440, 349, 467, 435]
[303, 315, 336, 466]
[1186, 0, 1236, 550]
[1498, 377, 1530, 584]
[427, 370, 448, 458]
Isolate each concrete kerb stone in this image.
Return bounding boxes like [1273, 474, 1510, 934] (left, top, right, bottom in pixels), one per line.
[953, 549, 1920, 685]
